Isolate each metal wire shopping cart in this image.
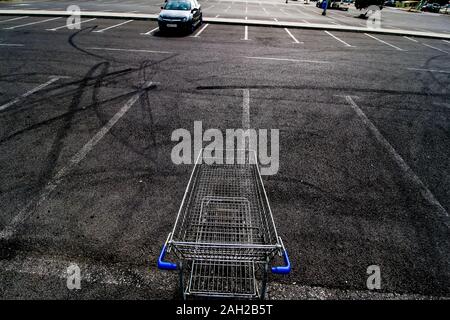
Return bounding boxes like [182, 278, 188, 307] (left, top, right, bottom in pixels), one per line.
[157, 149, 291, 299]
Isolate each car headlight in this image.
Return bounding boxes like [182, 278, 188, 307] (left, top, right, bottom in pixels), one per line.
[182, 17, 188, 22]
[158, 15, 163, 21]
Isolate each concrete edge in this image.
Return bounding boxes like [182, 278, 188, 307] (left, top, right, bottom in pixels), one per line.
[1, 10, 450, 40]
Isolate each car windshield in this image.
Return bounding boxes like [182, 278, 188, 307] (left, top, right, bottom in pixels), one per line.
[163, 1, 191, 10]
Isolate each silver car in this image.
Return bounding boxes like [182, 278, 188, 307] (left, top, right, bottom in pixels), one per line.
[158, 0, 203, 34]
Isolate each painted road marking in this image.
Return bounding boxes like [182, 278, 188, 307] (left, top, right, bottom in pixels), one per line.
[364, 33, 404, 51]
[191, 23, 209, 37]
[4, 17, 61, 30]
[407, 68, 450, 74]
[403, 36, 418, 42]
[86, 47, 173, 54]
[46, 18, 97, 31]
[0, 43, 24, 47]
[141, 26, 159, 35]
[242, 88, 250, 130]
[442, 40, 450, 44]
[243, 25, 249, 40]
[245, 56, 330, 64]
[0, 76, 63, 112]
[0, 81, 155, 240]
[344, 96, 448, 225]
[285, 28, 302, 44]
[242, 88, 250, 150]
[93, 20, 133, 33]
[421, 43, 449, 54]
[324, 31, 352, 47]
[0, 16, 29, 24]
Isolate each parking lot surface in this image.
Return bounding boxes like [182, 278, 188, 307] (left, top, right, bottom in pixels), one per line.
[0, 7, 449, 299]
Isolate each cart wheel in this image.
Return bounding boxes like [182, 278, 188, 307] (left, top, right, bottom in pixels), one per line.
[178, 262, 186, 300]
[260, 263, 269, 300]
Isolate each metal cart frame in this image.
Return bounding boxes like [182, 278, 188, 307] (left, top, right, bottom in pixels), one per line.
[158, 149, 291, 299]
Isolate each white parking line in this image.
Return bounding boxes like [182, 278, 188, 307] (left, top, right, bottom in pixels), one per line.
[242, 89, 250, 130]
[403, 36, 418, 42]
[421, 43, 449, 54]
[245, 56, 330, 64]
[86, 47, 172, 54]
[364, 33, 404, 51]
[284, 28, 301, 44]
[190, 23, 209, 38]
[4, 17, 61, 30]
[243, 25, 249, 40]
[442, 40, 450, 44]
[93, 20, 133, 33]
[0, 76, 63, 112]
[407, 68, 450, 74]
[344, 96, 449, 224]
[0, 81, 155, 240]
[141, 26, 159, 35]
[0, 16, 29, 24]
[324, 30, 352, 47]
[0, 43, 24, 47]
[46, 18, 97, 31]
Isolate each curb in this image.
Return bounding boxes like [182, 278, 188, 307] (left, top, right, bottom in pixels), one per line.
[0, 10, 449, 40]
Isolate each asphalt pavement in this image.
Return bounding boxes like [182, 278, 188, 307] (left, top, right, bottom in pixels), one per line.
[0, 0, 449, 34]
[0, 7, 449, 299]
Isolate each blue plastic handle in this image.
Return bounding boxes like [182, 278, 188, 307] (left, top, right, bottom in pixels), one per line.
[157, 243, 177, 270]
[271, 249, 291, 274]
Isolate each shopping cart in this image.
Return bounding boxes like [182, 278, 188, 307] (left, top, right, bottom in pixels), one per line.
[157, 149, 291, 299]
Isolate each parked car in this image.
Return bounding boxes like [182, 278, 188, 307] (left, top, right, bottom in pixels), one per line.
[158, 0, 202, 34]
[317, 0, 352, 9]
[384, 0, 396, 6]
[439, 3, 449, 13]
[421, 3, 441, 13]
[331, 0, 352, 10]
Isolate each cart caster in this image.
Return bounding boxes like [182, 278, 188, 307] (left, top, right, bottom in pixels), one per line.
[178, 262, 187, 300]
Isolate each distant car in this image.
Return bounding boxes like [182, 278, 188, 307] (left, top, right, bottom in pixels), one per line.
[421, 3, 441, 13]
[316, 0, 330, 7]
[383, 0, 396, 6]
[316, 0, 351, 9]
[331, 0, 352, 10]
[439, 3, 449, 13]
[158, 0, 202, 34]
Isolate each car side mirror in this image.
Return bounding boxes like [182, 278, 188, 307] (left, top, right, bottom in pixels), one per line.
[191, 8, 198, 13]
[161, 6, 164, 9]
